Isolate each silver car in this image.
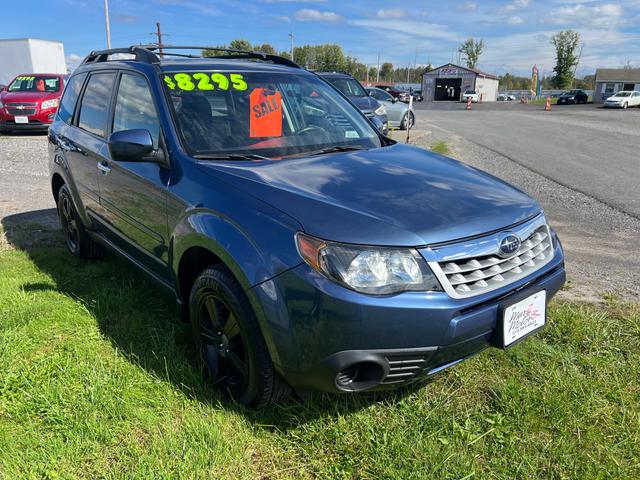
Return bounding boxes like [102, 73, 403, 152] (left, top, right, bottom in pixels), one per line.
[366, 87, 415, 130]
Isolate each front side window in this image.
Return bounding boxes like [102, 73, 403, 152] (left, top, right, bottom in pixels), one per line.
[78, 72, 116, 138]
[324, 77, 368, 97]
[8, 75, 61, 93]
[162, 70, 382, 158]
[58, 73, 87, 124]
[113, 73, 160, 148]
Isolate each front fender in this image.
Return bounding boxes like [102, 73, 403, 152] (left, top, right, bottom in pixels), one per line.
[171, 208, 303, 367]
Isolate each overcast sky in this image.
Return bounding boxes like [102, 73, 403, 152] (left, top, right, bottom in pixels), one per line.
[4, 0, 640, 77]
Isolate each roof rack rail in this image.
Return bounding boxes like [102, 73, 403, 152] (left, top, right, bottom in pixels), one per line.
[80, 44, 300, 69]
[81, 46, 160, 65]
[145, 45, 301, 69]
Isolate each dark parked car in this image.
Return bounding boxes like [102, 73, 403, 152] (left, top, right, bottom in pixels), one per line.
[49, 45, 566, 408]
[317, 72, 388, 135]
[557, 89, 588, 104]
[374, 85, 410, 102]
[410, 90, 423, 102]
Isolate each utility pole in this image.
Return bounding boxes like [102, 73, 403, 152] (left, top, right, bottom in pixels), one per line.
[288, 32, 294, 62]
[572, 42, 585, 88]
[376, 51, 381, 82]
[155, 22, 164, 57]
[104, 0, 111, 49]
[406, 62, 410, 83]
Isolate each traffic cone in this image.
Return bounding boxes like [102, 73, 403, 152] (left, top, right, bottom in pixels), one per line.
[545, 96, 551, 111]
[466, 96, 472, 110]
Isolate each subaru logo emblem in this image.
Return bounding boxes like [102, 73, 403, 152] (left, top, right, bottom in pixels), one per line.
[498, 234, 521, 258]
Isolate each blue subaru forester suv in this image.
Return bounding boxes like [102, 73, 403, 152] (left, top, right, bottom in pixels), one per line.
[48, 46, 566, 408]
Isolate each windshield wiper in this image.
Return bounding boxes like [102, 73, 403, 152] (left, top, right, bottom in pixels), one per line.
[193, 153, 270, 161]
[307, 146, 364, 156]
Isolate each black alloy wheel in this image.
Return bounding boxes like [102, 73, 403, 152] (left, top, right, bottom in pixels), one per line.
[189, 266, 289, 408]
[59, 191, 79, 254]
[196, 292, 250, 396]
[56, 185, 104, 259]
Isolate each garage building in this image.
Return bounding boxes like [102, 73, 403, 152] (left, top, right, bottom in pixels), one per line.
[421, 63, 499, 102]
[593, 68, 640, 103]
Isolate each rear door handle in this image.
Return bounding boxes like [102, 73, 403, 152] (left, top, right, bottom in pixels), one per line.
[97, 161, 111, 175]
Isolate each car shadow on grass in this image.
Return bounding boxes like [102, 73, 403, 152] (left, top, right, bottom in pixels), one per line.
[2, 209, 426, 428]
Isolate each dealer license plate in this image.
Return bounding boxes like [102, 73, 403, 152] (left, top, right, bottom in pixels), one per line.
[503, 290, 546, 347]
[14, 116, 29, 124]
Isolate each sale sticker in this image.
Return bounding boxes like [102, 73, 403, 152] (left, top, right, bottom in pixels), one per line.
[250, 88, 282, 138]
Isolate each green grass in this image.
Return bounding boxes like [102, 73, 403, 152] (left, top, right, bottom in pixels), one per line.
[430, 141, 450, 155]
[1, 245, 639, 479]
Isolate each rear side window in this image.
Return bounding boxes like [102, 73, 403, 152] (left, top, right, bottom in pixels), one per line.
[78, 72, 116, 138]
[58, 73, 87, 124]
[113, 73, 160, 148]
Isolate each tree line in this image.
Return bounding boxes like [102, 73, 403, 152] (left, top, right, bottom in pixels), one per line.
[499, 72, 595, 91]
[203, 32, 627, 91]
[203, 39, 427, 83]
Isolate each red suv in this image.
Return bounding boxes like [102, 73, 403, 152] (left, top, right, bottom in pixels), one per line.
[0, 74, 66, 133]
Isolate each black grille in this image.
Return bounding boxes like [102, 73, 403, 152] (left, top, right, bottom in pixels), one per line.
[6, 103, 37, 116]
[7, 108, 36, 116]
[380, 354, 429, 385]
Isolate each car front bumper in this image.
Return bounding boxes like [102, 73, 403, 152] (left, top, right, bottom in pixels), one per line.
[251, 238, 566, 393]
[0, 110, 55, 131]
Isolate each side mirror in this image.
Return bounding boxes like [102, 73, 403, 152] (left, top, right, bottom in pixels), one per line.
[108, 129, 154, 161]
[392, 97, 398, 103]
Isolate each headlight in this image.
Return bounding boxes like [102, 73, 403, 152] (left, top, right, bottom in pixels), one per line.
[374, 104, 386, 116]
[41, 99, 59, 109]
[296, 233, 442, 295]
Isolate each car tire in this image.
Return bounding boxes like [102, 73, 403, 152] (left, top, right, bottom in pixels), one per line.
[400, 111, 414, 130]
[189, 266, 289, 408]
[57, 185, 105, 259]
[623, 102, 628, 109]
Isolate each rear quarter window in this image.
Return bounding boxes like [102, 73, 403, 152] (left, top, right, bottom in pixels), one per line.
[57, 73, 87, 124]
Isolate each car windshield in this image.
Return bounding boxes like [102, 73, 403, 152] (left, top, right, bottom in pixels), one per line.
[163, 70, 382, 158]
[613, 92, 631, 97]
[323, 77, 368, 97]
[8, 75, 60, 93]
[369, 88, 393, 102]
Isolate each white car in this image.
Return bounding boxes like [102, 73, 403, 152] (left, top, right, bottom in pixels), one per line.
[461, 90, 479, 103]
[604, 91, 640, 109]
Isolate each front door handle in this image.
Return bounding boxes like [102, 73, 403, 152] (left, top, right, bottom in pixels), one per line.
[97, 161, 111, 175]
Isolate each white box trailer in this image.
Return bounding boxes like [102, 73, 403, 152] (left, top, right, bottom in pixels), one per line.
[0, 38, 66, 86]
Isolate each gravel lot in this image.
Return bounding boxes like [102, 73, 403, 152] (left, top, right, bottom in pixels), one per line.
[399, 102, 640, 300]
[1, 104, 638, 300]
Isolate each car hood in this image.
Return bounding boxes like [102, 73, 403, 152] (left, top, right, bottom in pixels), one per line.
[0, 91, 59, 103]
[348, 95, 379, 112]
[198, 144, 541, 246]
